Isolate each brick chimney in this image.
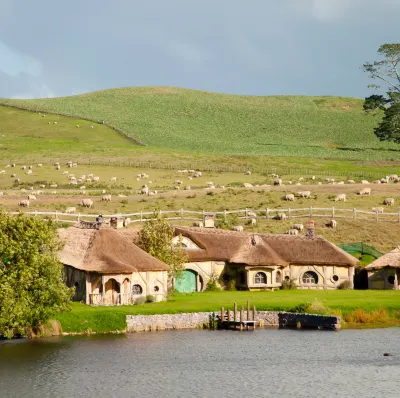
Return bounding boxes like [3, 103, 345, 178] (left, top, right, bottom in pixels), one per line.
[306, 219, 315, 238]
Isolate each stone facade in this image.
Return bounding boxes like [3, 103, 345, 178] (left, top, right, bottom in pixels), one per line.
[126, 311, 340, 332]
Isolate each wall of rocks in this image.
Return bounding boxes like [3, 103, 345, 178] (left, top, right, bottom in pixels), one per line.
[126, 311, 340, 332]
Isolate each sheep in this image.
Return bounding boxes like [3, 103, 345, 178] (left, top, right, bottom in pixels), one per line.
[285, 229, 299, 236]
[175, 186, 180, 190]
[381, 178, 389, 184]
[292, 224, 304, 231]
[20, 165, 26, 170]
[39, 184, 46, 189]
[245, 170, 252, 175]
[101, 194, 112, 202]
[80, 199, 93, 208]
[243, 183, 253, 188]
[188, 170, 195, 173]
[101, 190, 106, 194]
[72, 163, 77, 167]
[37, 164, 42, 167]
[26, 170, 32, 175]
[18, 200, 30, 207]
[358, 188, 371, 196]
[275, 213, 287, 220]
[11, 164, 15, 168]
[50, 184, 57, 188]
[93, 176, 100, 182]
[337, 181, 344, 185]
[80, 186, 86, 190]
[389, 174, 398, 181]
[123, 217, 131, 227]
[70, 181, 78, 185]
[0, 192, 3, 196]
[383, 198, 395, 206]
[206, 181, 214, 186]
[0, 170, 5, 174]
[247, 218, 257, 226]
[118, 194, 127, 197]
[184, 186, 191, 190]
[5, 164, 10, 168]
[86, 178, 92, 183]
[174, 180, 183, 185]
[28, 165, 33, 170]
[80, 191, 86, 195]
[29, 186, 34, 191]
[15, 178, 21, 184]
[76, 125, 80, 128]
[51, 191, 57, 195]
[56, 165, 60, 170]
[274, 179, 282, 186]
[141, 185, 149, 195]
[361, 180, 369, 184]
[328, 220, 337, 228]
[347, 180, 355, 184]
[297, 191, 311, 198]
[334, 194, 346, 202]
[192, 221, 204, 228]
[372, 207, 384, 214]
[372, 180, 381, 184]
[232, 225, 244, 232]
[28, 195, 37, 200]
[110, 177, 117, 182]
[194, 172, 202, 178]
[247, 211, 257, 218]
[65, 207, 76, 214]
[11, 173, 16, 178]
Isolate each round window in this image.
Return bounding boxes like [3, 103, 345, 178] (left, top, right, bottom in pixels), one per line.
[132, 284, 143, 295]
[332, 275, 339, 282]
[388, 275, 395, 285]
[154, 286, 160, 292]
[284, 276, 290, 281]
[222, 273, 231, 282]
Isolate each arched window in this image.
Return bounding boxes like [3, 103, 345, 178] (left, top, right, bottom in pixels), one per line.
[254, 272, 267, 284]
[276, 271, 282, 284]
[132, 284, 143, 295]
[302, 271, 318, 285]
[74, 281, 80, 288]
[388, 275, 395, 285]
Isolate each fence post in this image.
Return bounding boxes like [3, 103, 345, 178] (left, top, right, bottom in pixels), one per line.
[266, 208, 269, 219]
[224, 210, 227, 223]
[245, 208, 248, 218]
[140, 211, 143, 222]
[288, 208, 291, 219]
[78, 213, 80, 222]
[309, 207, 312, 218]
[353, 208, 356, 219]
[55, 210, 58, 221]
[376, 211, 379, 222]
[332, 207, 335, 219]
[181, 208, 183, 219]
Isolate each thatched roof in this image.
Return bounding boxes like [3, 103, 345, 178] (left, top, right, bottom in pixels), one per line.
[58, 227, 169, 274]
[365, 247, 400, 270]
[174, 227, 357, 267]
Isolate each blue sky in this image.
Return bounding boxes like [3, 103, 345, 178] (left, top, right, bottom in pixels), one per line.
[0, 0, 399, 99]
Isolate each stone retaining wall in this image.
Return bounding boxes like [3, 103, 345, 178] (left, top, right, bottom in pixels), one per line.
[126, 311, 340, 332]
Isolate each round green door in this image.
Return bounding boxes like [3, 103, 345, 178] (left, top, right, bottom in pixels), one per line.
[175, 270, 197, 292]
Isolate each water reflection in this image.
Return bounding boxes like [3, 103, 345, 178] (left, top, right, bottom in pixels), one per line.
[1, 329, 400, 398]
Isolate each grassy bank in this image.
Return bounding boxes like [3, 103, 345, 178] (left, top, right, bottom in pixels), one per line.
[55, 291, 400, 333]
[1, 87, 398, 162]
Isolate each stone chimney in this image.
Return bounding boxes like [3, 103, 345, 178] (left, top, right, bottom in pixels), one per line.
[305, 219, 315, 238]
[203, 213, 215, 228]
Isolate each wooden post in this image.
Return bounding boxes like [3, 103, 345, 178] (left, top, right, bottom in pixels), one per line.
[247, 300, 250, 321]
[253, 305, 257, 322]
[309, 207, 312, 218]
[221, 307, 224, 326]
[140, 211, 143, 222]
[376, 211, 379, 222]
[224, 210, 227, 223]
[234, 302, 237, 330]
[227, 308, 231, 323]
[266, 208, 269, 219]
[398, 211, 400, 224]
[240, 306, 244, 331]
[353, 208, 356, 219]
[395, 273, 398, 291]
[245, 208, 248, 219]
[78, 213, 81, 222]
[332, 207, 335, 219]
[288, 208, 291, 219]
[181, 208, 184, 219]
[55, 210, 58, 221]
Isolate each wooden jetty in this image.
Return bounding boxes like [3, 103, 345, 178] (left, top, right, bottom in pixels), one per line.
[218, 300, 257, 331]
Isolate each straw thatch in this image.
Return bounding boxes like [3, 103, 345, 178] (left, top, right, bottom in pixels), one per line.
[58, 227, 168, 274]
[365, 247, 400, 270]
[174, 227, 357, 267]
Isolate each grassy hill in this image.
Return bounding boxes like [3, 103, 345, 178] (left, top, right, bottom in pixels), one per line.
[1, 86, 396, 160]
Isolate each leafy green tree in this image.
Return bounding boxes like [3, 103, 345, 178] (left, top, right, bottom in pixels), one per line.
[0, 213, 73, 338]
[137, 214, 187, 280]
[361, 44, 400, 141]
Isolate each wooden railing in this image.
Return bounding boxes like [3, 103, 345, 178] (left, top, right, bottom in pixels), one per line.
[8, 206, 400, 224]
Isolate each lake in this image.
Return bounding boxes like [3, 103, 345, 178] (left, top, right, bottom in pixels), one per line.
[1, 328, 399, 397]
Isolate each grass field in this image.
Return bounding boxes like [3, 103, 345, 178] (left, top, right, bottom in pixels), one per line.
[55, 291, 400, 333]
[2, 86, 399, 162]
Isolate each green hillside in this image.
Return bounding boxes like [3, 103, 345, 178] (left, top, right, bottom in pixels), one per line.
[0, 86, 396, 160]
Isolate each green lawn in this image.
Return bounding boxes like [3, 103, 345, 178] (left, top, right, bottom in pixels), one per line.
[55, 290, 400, 333]
[1, 86, 397, 161]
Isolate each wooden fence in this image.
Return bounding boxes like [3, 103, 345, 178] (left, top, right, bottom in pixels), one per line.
[8, 207, 400, 224]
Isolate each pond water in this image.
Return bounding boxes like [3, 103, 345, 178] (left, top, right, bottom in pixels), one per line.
[1, 328, 400, 398]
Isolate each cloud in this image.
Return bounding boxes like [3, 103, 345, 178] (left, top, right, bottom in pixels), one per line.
[0, 40, 42, 77]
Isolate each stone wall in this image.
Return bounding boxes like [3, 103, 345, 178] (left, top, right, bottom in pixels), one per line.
[126, 311, 340, 332]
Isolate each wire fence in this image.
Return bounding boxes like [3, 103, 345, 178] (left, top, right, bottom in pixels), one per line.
[9, 206, 400, 224]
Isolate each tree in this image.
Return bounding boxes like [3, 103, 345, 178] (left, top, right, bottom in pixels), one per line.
[361, 44, 400, 142]
[0, 213, 73, 338]
[137, 214, 187, 281]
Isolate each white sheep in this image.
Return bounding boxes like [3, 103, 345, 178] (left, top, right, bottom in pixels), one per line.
[232, 225, 244, 232]
[247, 218, 257, 226]
[334, 194, 346, 202]
[18, 200, 30, 207]
[247, 211, 257, 218]
[297, 191, 311, 198]
[292, 224, 304, 231]
[285, 229, 299, 236]
[284, 194, 295, 201]
[275, 213, 287, 220]
[65, 207, 76, 214]
[101, 194, 112, 202]
[243, 183, 253, 188]
[193, 221, 204, 228]
[328, 219, 337, 228]
[361, 180, 369, 184]
[274, 179, 282, 186]
[383, 198, 395, 206]
[347, 180, 355, 184]
[358, 188, 371, 196]
[372, 207, 384, 214]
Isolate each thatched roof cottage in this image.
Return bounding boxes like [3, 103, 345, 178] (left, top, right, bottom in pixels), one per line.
[58, 226, 169, 304]
[365, 247, 400, 289]
[172, 227, 357, 292]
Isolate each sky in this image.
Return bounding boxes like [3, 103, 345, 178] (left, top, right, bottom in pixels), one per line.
[0, 0, 399, 99]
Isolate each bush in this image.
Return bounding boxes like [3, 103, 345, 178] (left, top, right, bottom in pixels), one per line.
[146, 295, 155, 303]
[289, 302, 312, 313]
[135, 296, 146, 305]
[344, 308, 389, 324]
[338, 280, 352, 290]
[205, 272, 221, 291]
[280, 279, 297, 290]
[215, 214, 239, 230]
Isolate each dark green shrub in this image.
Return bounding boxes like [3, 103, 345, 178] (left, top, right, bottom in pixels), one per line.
[146, 295, 155, 303]
[338, 280, 352, 290]
[135, 296, 146, 305]
[280, 278, 297, 290]
[289, 302, 311, 313]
